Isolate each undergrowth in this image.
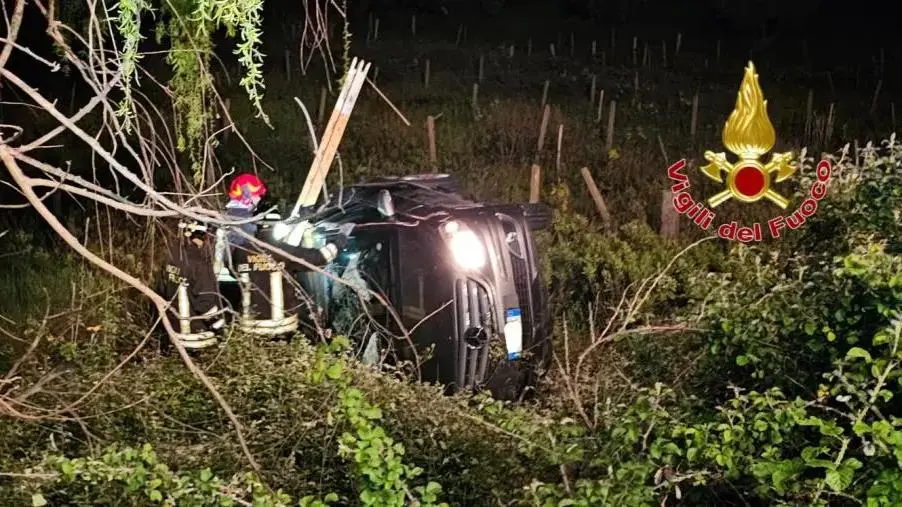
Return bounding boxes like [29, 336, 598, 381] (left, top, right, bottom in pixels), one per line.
[4, 138, 902, 506]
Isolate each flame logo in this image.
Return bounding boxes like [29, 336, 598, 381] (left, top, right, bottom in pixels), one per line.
[722, 62, 776, 159]
[699, 61, 797, 209]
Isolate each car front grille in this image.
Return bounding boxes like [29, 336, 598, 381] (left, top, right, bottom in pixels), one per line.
[454, 278, 493, 389]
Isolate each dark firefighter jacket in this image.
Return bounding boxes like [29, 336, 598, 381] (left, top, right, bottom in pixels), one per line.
[231, 235, 338, 321]
[159, 240, 221, 334]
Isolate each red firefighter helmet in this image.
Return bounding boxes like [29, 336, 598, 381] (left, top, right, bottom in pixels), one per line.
[227, 173, 267, 203]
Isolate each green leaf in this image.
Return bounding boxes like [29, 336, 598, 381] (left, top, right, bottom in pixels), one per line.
[31, 494, 47, 507]
[843, 457, 863, 470]
[326, 363, 343, 380]
[825, 467, 854, 492]
[736, 355, 749, 366]
[846, 347, 873, 362]
[150, 490, 163, 502]
[60, 461, 74, 478]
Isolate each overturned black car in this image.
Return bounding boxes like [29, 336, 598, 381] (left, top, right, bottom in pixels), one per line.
[220, 174, 554, 400]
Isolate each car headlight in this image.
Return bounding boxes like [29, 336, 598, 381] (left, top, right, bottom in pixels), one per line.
[443, 221, 486, 270]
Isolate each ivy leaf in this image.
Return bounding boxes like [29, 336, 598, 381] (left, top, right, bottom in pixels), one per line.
[846, 347, 872, 362]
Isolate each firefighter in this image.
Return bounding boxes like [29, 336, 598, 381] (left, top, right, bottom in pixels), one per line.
[159, 219, 225, 350]
[213, 172, 270, 275]
[232, 218, 353, 336]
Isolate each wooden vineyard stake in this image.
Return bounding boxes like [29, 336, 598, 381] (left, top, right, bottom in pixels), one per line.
[591, 40, 597, 57]
[555, 124, 563, 178]
[529, 106, 551, 203]
[550, 43, 556, 58]
[892, 102, 897, 132]
[595, 89, 605, 123]
[536, 105, 551, 157]
[284, 50, 291, 81]
[657, 134, 669, 162]
[529, 165, 541, 203]
[660, 189, 679, 238]
[471, 84, 479, 114]
[456, 25, 463, 46]
[581, 167, 611, 230]
[478, 54, 484, 82]
[374, 18, 380, 40]
[871, 80, 882, 114]
[317, 87, 327, 125]
[826, 103, 835, 143]
[675, 32, 682, 56]
[365, 76, 410, 126]
[427, 115, 437, 166]
[509, 44, 515, 58]
[411, 14, 416, 37]
[605, 101, 616, 152]
[642, 42, 648, 67]
[424, 59, 431, 88]
[294, 58, 371, 214]
[633, 71, 640, 107]
[632, 36, 638, 66]
[541, 79, 550, 107]
[589, 74, 597, 108]
[373, 66, 379, 83]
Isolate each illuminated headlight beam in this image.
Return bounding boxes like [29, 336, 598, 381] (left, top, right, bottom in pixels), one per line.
[445, 223, 486, 270]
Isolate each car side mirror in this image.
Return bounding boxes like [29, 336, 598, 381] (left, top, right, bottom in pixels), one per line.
[377, 189, 395, 218]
